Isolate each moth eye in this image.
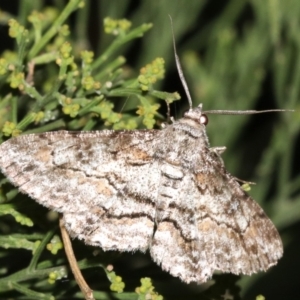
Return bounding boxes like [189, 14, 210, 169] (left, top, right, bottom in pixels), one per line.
[200, 114, 209, 126]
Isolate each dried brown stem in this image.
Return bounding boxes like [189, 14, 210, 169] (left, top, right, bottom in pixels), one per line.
[59, 216, 95, 300]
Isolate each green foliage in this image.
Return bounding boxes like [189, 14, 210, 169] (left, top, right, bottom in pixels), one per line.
[0, 1, 177, 141]
[0, 0, 299, 299]
[106, 268, 125, 293]
[0, 204, 33, 226]
[135, 277, 163, 300]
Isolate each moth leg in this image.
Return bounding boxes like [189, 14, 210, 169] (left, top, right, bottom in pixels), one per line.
[210, 146, 226, 155]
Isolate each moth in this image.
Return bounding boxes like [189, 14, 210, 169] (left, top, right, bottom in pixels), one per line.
[0, 21, 284, 284]
[0, 103, 283, 284]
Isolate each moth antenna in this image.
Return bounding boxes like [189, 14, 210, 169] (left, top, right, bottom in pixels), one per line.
[202, 109, 294, 115]
[169, 15, 193, 109]
[169, 16, 293, 116]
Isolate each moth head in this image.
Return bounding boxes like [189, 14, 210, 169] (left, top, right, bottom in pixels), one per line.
[183, 104, 209, 126]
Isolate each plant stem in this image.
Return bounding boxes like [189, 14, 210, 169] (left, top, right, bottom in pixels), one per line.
[28, 0, 82, 58]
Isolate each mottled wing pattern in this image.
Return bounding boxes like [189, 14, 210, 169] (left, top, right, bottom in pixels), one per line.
[139, 121, 283, 283]
[150, 146, 283, 283]
[0, 110, 283, 284]
[0, 130, 162, 252]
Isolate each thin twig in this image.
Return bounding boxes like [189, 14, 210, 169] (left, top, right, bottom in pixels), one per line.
[59, 216, 95, 300]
